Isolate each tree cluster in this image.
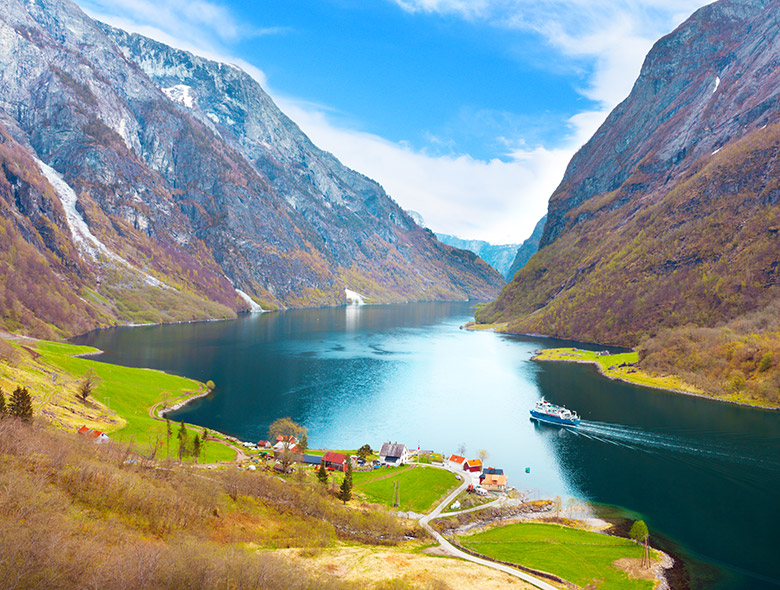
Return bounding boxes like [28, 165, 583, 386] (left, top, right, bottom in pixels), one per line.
[1, 385, 33, 421]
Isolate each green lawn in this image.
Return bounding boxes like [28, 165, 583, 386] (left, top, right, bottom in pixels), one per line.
[458, 522, 656, 589]
[348, 465, 460, 513]
[35, 341, 235, 462]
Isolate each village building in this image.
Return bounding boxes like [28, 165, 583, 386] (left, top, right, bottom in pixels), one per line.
[448, 454, 466, 466]
[301, 454, 323, 467]
[379, 442, 409, 465]
[481, 473, 508, 492]
[463, 458, 482, 472]
[322, 450, 349, 471]
[256, 440, 272, 449]
[76, 425, 110, 443]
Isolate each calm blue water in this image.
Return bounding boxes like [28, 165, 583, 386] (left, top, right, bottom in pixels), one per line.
[73, 302, 780, 590]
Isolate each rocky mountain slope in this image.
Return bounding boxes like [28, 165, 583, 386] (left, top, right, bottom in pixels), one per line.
[478, 0, 780, 350]
[0, 0, 502, 338]
[434, 234, 519, 279]
[504, 215, 546, 280]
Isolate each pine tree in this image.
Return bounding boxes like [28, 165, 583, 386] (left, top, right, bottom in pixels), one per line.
[337, 458, 353, 504]
[317, 460, 329, 485]
[165, 417, 172, 458]
[0, 387, 6, 417]
[9, 386, 33, 421]
[192, 434, 201, 462]
[177, 421, 188, 460]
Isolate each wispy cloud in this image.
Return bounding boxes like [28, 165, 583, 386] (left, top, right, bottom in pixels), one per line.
[73, 0, 711, 242]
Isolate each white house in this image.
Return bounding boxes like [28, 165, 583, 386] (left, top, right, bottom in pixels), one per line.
[379, 442, 410, 465]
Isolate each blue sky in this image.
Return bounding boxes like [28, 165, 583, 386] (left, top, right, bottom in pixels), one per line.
[77, 0, 711, 243]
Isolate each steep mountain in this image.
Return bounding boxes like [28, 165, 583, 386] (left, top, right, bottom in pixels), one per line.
[0, 0, 502, 338]
[478, 0, 780, 348]
[435, 234, 519, 279]
[504, 215, 546, 280]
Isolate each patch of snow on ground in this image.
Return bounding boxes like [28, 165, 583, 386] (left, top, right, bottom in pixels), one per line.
[236, 289, 264, 312]
[207, 113, 219, 124]
[713, 76, 720, 93]
[162, 84, 195, 108]
[345, 288, 365, 305]
[36, 158, 164, 288]
[712, 148, 721, 155]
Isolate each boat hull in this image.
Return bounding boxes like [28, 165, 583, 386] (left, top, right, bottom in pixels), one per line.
[529, 409, 580, 426]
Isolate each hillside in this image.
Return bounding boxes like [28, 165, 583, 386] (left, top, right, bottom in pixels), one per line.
[0, 0, 502, 338]
[435, 234, 519, 279]
[477, 0, 780, 347]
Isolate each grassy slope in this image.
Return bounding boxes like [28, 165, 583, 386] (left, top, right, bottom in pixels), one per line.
[0, 337, 235, 462]
[458, 522, 658, 589]
[349, 465, 461, 513]
[533, 348, 705, 396]
[477, 121, 780, 406]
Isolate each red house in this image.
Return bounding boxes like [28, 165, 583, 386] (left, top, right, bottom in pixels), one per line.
[322, 451, 348, 472]
[463, 458, 482, 473]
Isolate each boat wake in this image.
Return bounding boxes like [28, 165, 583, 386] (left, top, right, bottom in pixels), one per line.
[571, 420, 780, 473]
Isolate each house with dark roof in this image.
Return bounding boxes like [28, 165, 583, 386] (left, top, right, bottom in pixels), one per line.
[379, 442, 409, 465]
[301, 454, 323, 466]
[482, 466, 504, 476]
[322, 451, 349, 471]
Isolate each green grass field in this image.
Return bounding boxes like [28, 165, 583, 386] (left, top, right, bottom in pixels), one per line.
[458, 522, 657, 589]
[533, 347, 701, 394]
[348, 465, 460, 513]
[22, 340, 235, 462]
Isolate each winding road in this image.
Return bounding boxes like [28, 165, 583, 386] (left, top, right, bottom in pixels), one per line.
[418, 463, 560, 590]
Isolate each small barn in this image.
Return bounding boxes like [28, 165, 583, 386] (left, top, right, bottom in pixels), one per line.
[77, 425, 110, 444]
[322, 451, 348, 471]
[463, 458, 482, 473]
[379, 442, 409, 465]
[301, 454, 323, 466]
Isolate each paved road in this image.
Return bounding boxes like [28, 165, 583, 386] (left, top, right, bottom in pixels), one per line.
[418, 463, 560, 590]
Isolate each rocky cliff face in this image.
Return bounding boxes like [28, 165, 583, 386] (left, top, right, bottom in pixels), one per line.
[0, 0, 502, 336]
[478, 0, 780, 346]
[504, 215, 546, 280]
[434, 234, 519, 280]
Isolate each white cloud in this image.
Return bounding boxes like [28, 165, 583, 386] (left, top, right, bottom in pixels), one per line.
[278, 98, 569, 243]
[73, 0, 712, 243]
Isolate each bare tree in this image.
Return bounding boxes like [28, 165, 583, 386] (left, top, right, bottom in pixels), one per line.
[77, 369, 99, 402]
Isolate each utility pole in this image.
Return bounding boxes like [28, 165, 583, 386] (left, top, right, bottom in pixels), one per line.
[393, 481, 400, 507]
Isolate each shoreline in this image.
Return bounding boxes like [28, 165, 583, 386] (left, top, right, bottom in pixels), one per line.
[463, 323, 778, 411]
[532, 352, 780, 412]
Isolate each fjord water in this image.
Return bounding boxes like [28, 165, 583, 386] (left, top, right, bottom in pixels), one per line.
[73, 302, 780, 589]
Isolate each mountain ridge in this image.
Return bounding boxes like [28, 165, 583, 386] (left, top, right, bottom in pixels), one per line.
[0, 0, 503, 337]
[478, 0, 780, 350]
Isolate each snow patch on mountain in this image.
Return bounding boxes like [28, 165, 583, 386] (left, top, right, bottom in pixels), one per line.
[36, 158, 164, 288]
[236, 289, 264, 312]
[162, 84, 195, 108]
[714, 76, 720, 93]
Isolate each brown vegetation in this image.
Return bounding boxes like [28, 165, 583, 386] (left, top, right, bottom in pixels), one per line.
[0, 418, 417, 589]
[638, 301, 780, 404]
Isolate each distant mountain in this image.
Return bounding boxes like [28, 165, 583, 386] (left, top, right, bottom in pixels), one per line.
[504, 215, 546, 280]
[0, 0, 502, 337]
[478, 0, 780, 347]
[434, 234, 520, 280]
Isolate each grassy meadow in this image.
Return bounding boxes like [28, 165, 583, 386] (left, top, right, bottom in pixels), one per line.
[349, 465, 461, 513]
[0, 337, 235, 462]
[458, 522, 659, 589]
